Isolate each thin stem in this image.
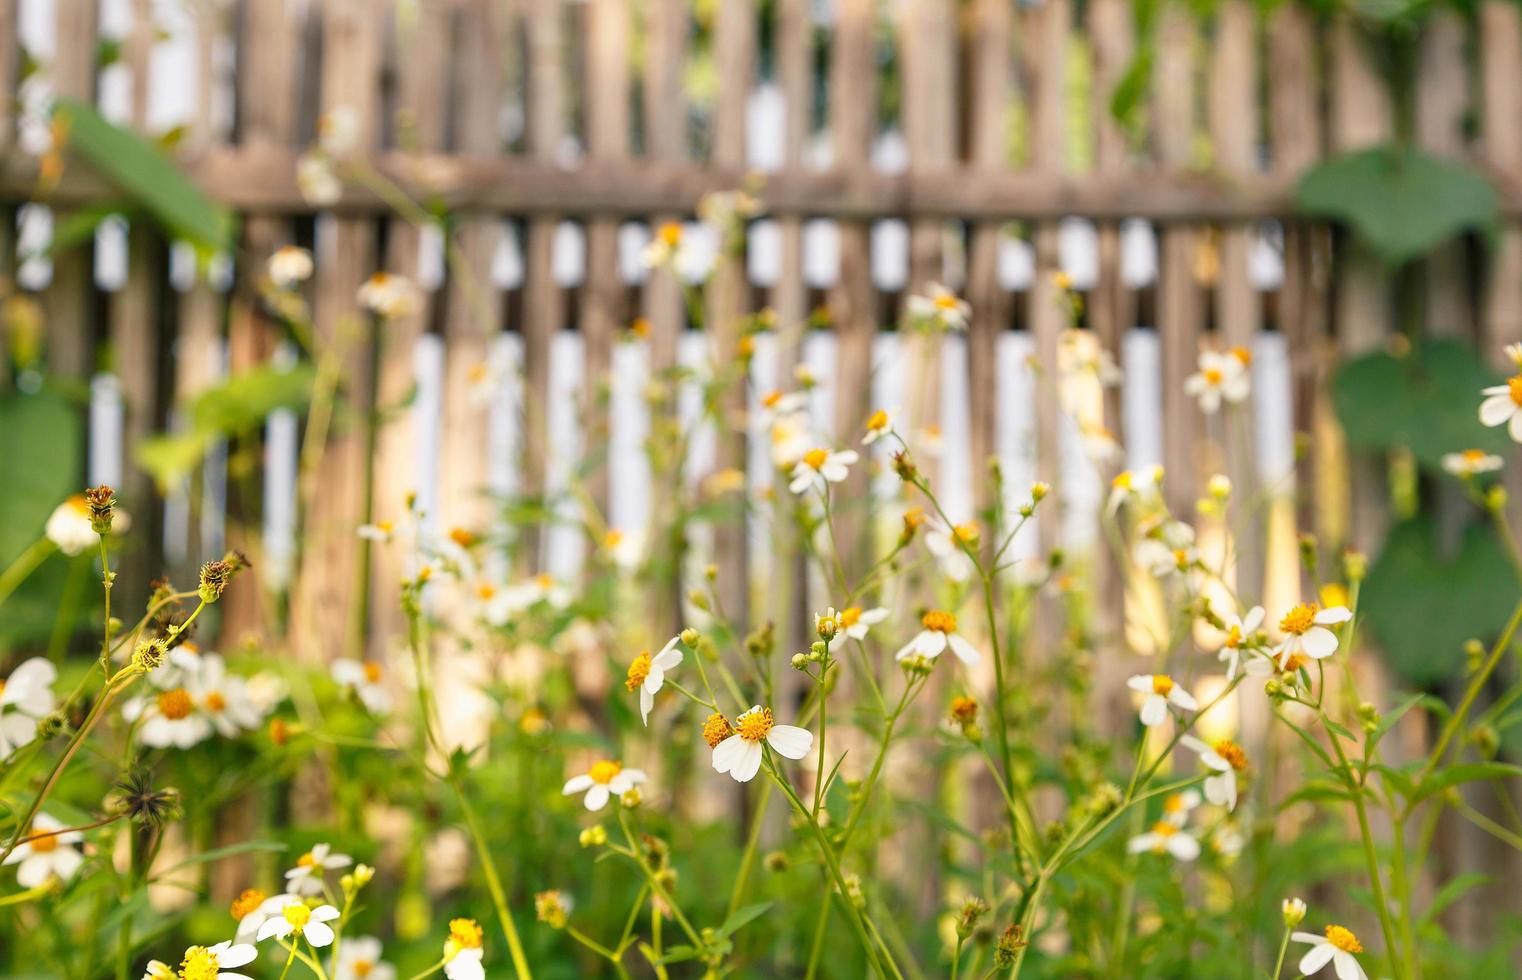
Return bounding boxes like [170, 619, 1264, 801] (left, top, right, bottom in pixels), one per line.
[0, 537, 55, 608]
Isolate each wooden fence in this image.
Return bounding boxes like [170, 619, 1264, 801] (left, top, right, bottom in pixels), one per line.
[4, 0, 1522, 941]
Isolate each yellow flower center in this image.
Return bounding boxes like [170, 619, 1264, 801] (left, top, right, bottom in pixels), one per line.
[449, 527, 475, 547]
[282, 903, 312, 930]
[1204, 367, 1223, 385]
[1230, 346, 1252, 366]
[376, 520, 394, 533]
[763, 390, 783, 408]
[204, 691, 227, 713]
[467, 362, 488, 384]
[29, 831, 58, 854]
[231, 888, 266, 919]
[1213, 739, 1248, 770]
[866, 409, 888, 431]
[953, 522, 979, 543]
[158, 689, 194, 721]
[625, 651, 652, 692]
[949, 697, 978, 724]
[1509, 375, 1522, 407]
[0, 679, 6, 698]
[1325, 924, 1363, 953]
[604, 529, 624, 549]
[449, 917, 484, 949]
[1151, 675, 1175, 696]
[353, 960, 375, 978]
[297, 850, 318, 868]
[658, 222, 683, 246]
[802, 448, 830, 470]
[735, 707, 774, 742]
[630, 316, 651, 337]
[364, 662, 384, 684]
[535, 573, 555, 590]
[1282, 651, 1310, 672]
[933, 292, 960, 311]
[840, 607, 862, 627]
[180, 946, 221, 980]
[1279, 604, 1317, 635]
[1224, 625, 1243, 649]
[476, 582, 496, 599]
[588, 759, 622, 784]
[1113, 470, 1134, 490]
[921, 610, 957, 633]
[703, 713, 734, 747]
[1162, 793, 1189, 814]
[1462, 448, 1488, 462]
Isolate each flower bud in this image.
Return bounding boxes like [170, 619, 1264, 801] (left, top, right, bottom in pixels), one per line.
[994, 924, 1026, 967]
[131, 638, 168, 673]
[791, 653, 808, 670]
[1282, 897, 1307, 927]
[1207, 474, 1231, 500]
[620, 787, 643, 809]
[84, 485, 117, 535]
[680, 627, 700, 647]
[198, 559, 233, 603]
[1030, 481, 1050, 503]
[534, 890, 572, 929]
[956, 897, 989, 939]
[579, 826, 608, 848]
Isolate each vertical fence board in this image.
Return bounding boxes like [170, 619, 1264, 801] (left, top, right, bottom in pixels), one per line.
[1481, 2, 1522, 365]
[45, 0, 97, 382]
[1416, 12, 1472, 338]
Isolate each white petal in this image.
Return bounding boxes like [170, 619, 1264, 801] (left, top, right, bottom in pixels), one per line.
[1291, 932, 1324, 945]
[730, 741, 764, 782]
[917, 631, 948, 657]
[859, 608, 889, 625]
[947, 634, 981, 666]
[310, 904, 341, 922]
[652, 646, 684, 670]
[562, 774, 594, 795]
[1314, 606, 1352, 625]
[766, 725, 813, 760]
[1509, 409, 1522, 443]
[1479, 395, 1515, 427]
[1299, 942, 1336, 976]
[1242, 607, 1265, 632]
[584, 784, 611, 811]
[1169, 687, 1198, 711]
[1140, 695, 1167, 727]
[1166, 833, 1200, 861]
[1301, 627, 1339, 659]
[217, 945, 259, 968]
[1126, 834, 1156, 854]
[640, 686, 653, 725]
[1180, 734, 1209, 753]
[712, 734, 748, 774]
[303, 921, 336, 948]
[257, 918, 293, 942]
[1333, 951, 1368, 980]
[1126, 675, 1154, 694]
[16, 854, 50, 888]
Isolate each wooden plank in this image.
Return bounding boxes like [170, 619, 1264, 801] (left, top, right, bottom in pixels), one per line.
[1415, 11, 1472, 338]
[1481, 1, 1522, 363]
[583, 0, 632, 515]
[519, 0, 567, 572]
[0, 0, 16, 152]
[706, 0, 754, 621]
[4, 152, 1367, 220]
[1153, 5, 1201, 519]
[641, 0, 688, 377]
[289, 0, 382, 663]
[1207, 0, 1262, 599]
[44, 0, 97, 382]
[1330, 15, 1393, 555]
[828, 0, 875, 576]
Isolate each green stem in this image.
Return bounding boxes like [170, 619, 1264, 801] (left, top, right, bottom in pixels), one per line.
[451, 779, 534, 980]
[0, 537, 55, 608]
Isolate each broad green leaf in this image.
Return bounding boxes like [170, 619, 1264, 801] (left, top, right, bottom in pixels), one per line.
[1409, 763, 1522, 807]
[52, 97, 235, 254]
[1297, 145, 1498, 267]
[1363, 515, 1518, 688]
[715, 901, 774, 940]
[0, 388, 81, 563]
[1331, 338, 1509, 471]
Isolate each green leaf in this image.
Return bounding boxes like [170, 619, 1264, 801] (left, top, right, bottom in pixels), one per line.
[152, 840, 287, 879]
[1331, 338, 1509, 471]
[52, 97, 236, 254]
[714, 901, 773, 940]
[1418, 872, 1491, 929]
[0, 388, 82, 564]
[1367, 693, 1429, 754]
[1278, 779, 1353, 808]
[136, 362, 315, 489]
[1362, 514, 1519, 688]
[1297, 145, 1498, 266]
[1409, 763, 1522, 807]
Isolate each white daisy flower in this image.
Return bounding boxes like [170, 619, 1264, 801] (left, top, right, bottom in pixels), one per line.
[2, 813, 83, 887]
[711, 706, 813, 783]
[862, 408, 895, 445]
[1159, 789, 1201, 826]
[1126, 674, 1199, 726]
[283, 843, 352, 897]
[1, 657, 56, 760]
[1217, 605, 1271, 681]
[141, 960, 175, 979]
[1080, 423, 1124, 465]
[356, 520, 395, 542]
[1126, 819, 1200, 861]
[45, 495, 99, 556]
[1184, 349, 1251, 414]
[246, 673, 290, 715]
[332, 659, 391, 715]
[356, 272, 421, 320]
[1106, 466, 1164, 514]
[601, 528, 644, 570]
[233, 890, 301, 943]
[317, 105, 360, 157]
[267, 246, 313, 289]
[905, 283, 970, 331]
[625, 636, 683, 725]
[494, 573, 572, 615]
[1292, 925, 1368, 980]
[297, 153, 342, 206]
[895, 609, 981, 666]
[256, 900, 342, 948]
[123, 684, 212, 749]
[1181, 735, 1248, 810]
[759, 389, 809, 421]
[186, 654, 265, 738]
[1133, 519, 1197, 578]
[789, 447, 858, 495]
[1058, 331, 1123, 387]
[443, 919, 486, 980]
[1441, 448, 1503, 478]
[828, 605, 889, 647]
[770, 413, 816, 470]
[332, 935, 396, 980]
[923, 517, 978, 582]
[172, 942, 259, 980]
[465, 354, 511, 409]
[1479, 375, 1522, 442]
[1274, 603, 1352, 669]
[562, 759, 647, 810]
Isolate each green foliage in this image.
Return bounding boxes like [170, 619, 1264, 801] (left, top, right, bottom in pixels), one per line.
[1332, 338, 1508, 471]
[1363, 515, 1518, 687]
[52, 97, 236, 256]
[136, 362, 315, 489]
[1297, 145, 1497, 267]
[0, 388, 81, 564]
